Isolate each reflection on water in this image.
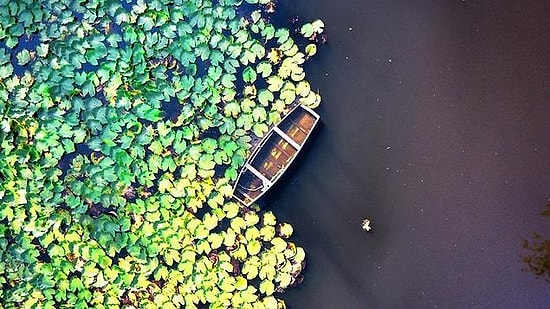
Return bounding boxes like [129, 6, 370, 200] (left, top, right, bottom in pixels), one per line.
[521, 201, 550, 282]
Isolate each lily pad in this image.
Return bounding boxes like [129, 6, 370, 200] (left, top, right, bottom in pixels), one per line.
[305, 44, 317, 57]
[16, 49, 32, 66]
[242, 66, 257, 84]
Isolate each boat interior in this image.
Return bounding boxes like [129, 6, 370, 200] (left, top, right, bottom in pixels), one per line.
[278, 110, 318, 146]
[252, 137, 298, 180]
[234, 169, 264, 204]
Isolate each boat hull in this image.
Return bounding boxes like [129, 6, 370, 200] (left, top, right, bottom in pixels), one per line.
[232, 104, 320, 206]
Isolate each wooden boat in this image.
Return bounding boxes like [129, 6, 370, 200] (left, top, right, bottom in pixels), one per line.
[232, 104, 320, 206]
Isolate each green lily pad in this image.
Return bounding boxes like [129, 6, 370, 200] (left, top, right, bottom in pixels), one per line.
[16, 49, 32, 66]
[300, 19, 325, 38]
[0, 63, 14, 80]
[305, 44, 317, 57]
[242, 66, 257, 83]
[246, 239, 262, 256]
[257, 90, 274, 106]
[201, 138, 218, 154]
[278, 223, 293, 238]
[259, 279, 275, 296]
[270, 237, 287, 253]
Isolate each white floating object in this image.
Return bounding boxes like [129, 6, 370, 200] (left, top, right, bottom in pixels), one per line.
[362, 218, 372, 232]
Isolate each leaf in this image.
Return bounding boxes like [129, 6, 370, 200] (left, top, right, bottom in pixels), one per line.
[201, 138, 218, 154]
[253, 123, 268, 137]
[208, 233, 224, 249]
[305, 44, 317, 57]
[280, 89, 296, 105]
[16, 49, 32, 66]
[221, 73, 236, 88]
[224, 101, 241, 118]
[277, 272, 293, 288]
[236, 113, 254, 130]
[266, 76, 283, 92]
[259, 280, 275, 296]
[257, 90, 274, 106]
[261, 24, 276, 41]
[230, 217, 246, 232]
[36, 43, 49, 58]
[260, 226, 275, 241]
[198, 154, 215, 170]
[300, 19, 324, 38]
[312, 19, 325, 33]
[256, 61, 272, 78]
[235, 276, 248, 291]
[275, 28, 290, 44]
[251, 106, 267, 122]
[0, 48, 9, 65]
[244, 212, 259, 227]
[271, 237, 287, 253]
[293, 247, 306, 263]
[247, 239, 262, 256]
[295, 81, 311, 97]
[278, 223, 294, 238]
[0, 63, 14, 79]
[242, 66, 257, 84]
[203, 213, 219, 230]
[219, 118, 236, 135]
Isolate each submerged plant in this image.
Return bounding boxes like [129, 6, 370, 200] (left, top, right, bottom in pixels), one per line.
[0, 0, 323, 307]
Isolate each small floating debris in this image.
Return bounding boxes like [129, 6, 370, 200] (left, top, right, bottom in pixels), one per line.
[362, 218, 372, 232]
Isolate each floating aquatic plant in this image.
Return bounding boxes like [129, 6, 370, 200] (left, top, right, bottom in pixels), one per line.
[0, 0, 323, 307]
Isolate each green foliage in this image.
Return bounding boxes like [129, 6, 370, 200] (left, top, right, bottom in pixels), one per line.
[300, 19, 325, 38]
[0, 0, 322, 307]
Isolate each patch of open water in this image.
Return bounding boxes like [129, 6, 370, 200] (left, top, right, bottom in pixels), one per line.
[265, 1, 550, 308]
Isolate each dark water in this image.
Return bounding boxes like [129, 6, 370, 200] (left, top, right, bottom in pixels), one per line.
[265, 1, 550, 308]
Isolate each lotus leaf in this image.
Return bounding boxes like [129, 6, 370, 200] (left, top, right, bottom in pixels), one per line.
[259, 279, 275, 296]
[262, 211, 277, 226]
[280, 88, 296, 105]
[260, 225, 275, 241]
[276, 272, 293, 289]
[237, 113, 254, 130]
[232, 245, 248, 260]
[242, 66, 257, 84]
[300, 19, 325, 38]
[0, 63, 14, 80]
[278, 223, 293, 238]
[223, 202, 241, 219]
[235, 276, 247, 291]
[231, 216, 247, 232]
[284, 44, 299, 58]
[262, 296, 279, 309]
[247, 239, 262, 256]
[299, 90, 322, 109]
[242, 261, 259, 280]
[291, 70, 306, 82]
[257, 90, 274, 106]
[198, 154, 216, 170]
[270, 237, 287, 253]
[201, 138, 218, 154]
[203, 213, 219, 230]
[219, 117, 236, 135]
[266, 75, 283, 92]
[305, 44, 317, 57]
[251, 123, 267, 137]
[224, 101, 241, 118]
[16, 49, 32, 66]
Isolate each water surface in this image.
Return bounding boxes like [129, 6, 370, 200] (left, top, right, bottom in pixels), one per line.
[266, 1, 550, 308]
